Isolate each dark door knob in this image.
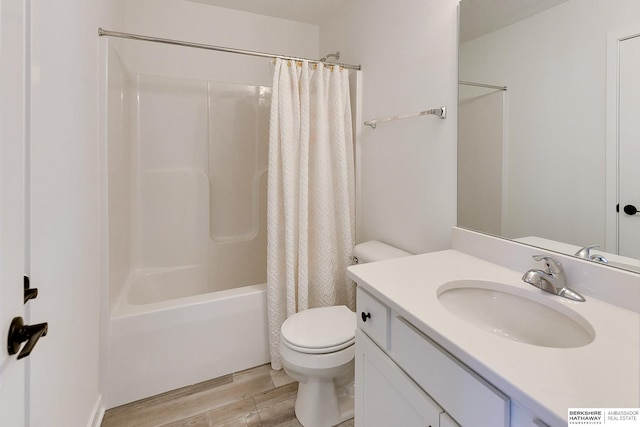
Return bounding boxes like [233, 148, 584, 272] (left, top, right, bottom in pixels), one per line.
[7, 316, 48, 360]
[623, 204, 638, 215]
[361, 312, 371, 322]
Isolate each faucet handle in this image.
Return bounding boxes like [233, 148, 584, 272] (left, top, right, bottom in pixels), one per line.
[532, 255, 563, 274]
[574, 244, 599, 259]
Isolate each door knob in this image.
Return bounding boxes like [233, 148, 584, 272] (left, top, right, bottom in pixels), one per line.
[7, 316, 48, 360]
[623, 204, 638, 215]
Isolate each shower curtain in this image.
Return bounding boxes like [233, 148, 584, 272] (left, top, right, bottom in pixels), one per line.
[266, 59, 355, 369]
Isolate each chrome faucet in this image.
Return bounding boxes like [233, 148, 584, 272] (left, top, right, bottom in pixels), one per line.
[522, 255, 585, 302]
[574, 244, 608, 264]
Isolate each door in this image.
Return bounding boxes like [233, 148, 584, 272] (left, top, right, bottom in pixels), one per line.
[618, 34, 640, 259]
[0, 0, 27, 423]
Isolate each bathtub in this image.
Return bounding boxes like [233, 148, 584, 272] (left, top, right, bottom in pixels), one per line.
[106, 266, 270, 408]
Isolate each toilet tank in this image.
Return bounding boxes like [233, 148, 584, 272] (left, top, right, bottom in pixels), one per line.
[352, 240, 412, 264]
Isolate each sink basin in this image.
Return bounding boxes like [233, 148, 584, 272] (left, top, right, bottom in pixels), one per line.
[437, 280, 595, 348]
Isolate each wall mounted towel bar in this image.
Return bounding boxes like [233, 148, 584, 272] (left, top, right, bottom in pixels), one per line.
[364, 107, 446, 129]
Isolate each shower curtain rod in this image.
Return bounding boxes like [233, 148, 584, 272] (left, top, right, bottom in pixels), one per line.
[98, 28, 362, 71]
[459, 80, 507, 91]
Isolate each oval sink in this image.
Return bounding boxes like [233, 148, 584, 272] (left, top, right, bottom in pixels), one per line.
[437, 280, 595, 348]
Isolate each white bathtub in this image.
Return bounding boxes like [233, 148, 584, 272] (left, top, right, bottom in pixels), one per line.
[106, 266, 270, 408]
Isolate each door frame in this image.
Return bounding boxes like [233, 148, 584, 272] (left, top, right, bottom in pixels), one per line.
[0, 0, 28, 422]
[605, 27, 640, 254]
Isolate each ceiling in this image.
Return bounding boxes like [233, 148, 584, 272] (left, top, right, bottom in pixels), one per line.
[188, 0, 572, 42]
[187, 0, 349, 25]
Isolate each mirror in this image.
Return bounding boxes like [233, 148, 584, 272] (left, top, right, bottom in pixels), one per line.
[458, 0, 640, 273]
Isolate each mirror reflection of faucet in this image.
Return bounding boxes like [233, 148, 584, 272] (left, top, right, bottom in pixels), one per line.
[574, 244, 609, 264]
[522, 255, 586, 302]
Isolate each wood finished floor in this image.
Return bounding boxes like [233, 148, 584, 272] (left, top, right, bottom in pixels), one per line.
[102, 364, 354, 427]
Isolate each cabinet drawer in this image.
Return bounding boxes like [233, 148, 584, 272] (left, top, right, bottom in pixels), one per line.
[390, 316, 509, 427]
[356, 287, 389, 350]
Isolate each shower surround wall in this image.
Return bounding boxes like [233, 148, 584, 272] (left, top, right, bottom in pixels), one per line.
[108, 48, 271, 307]
[129, 74, 270, 293]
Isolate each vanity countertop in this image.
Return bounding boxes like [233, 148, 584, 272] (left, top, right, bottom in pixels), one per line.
[347, 249, 640, 427]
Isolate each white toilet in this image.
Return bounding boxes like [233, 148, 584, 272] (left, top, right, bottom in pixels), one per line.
[279, 240, 411, 427]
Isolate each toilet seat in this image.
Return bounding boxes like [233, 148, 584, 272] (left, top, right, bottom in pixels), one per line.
[281, 306, 356, 354]
[282, 336, 355, 354]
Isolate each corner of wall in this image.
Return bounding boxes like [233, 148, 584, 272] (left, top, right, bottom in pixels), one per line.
[87, 395, 105, 427]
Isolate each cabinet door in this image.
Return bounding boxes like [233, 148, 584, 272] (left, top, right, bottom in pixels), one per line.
[511, 402, 552, 427]
[440, 412, 460, 427]
[391, 316, 509, 427]
[355, 330, 442, 427]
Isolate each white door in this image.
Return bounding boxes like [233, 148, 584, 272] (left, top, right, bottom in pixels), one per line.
[0, 0, 27, 423]
[618, 34, 640, 259]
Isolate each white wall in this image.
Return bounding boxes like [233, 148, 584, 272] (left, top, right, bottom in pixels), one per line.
[459, 0, 640, 246]
[320, 0, 459, 255]
[28, 0, 122, 425]
[121, 0, 320, 81]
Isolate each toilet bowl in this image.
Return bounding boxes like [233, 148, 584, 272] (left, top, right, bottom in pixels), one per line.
[280, 305, 356, 427]
[279, 240, 412, 427]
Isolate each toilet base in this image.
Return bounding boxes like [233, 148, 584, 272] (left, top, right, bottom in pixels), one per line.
[294, 378, 354, 427]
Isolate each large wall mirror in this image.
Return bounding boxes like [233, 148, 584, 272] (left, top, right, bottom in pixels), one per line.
[458, 0, 640, 272]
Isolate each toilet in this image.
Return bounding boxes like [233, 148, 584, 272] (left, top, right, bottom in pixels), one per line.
[279, 240, 411, 427]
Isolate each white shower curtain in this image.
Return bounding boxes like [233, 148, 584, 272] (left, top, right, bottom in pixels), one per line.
[266, 59, 355, 370]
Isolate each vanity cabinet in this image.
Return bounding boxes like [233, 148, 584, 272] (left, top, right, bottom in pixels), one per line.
[355, 287, 508, 427]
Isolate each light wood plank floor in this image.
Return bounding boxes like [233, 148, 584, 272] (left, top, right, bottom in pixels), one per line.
[102, 364, 355, 427]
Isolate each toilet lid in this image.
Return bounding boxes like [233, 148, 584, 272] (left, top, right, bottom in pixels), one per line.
[281, 306, 356, 354]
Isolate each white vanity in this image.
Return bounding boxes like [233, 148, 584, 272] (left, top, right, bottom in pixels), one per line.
[355, 285, 509, 427]
[347, 229, 640, 427]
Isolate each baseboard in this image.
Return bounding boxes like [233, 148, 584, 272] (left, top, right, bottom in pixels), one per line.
[87, 394, 105, 427]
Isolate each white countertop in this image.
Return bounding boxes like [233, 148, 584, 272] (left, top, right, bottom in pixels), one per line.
[347, 249, 640, 427]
